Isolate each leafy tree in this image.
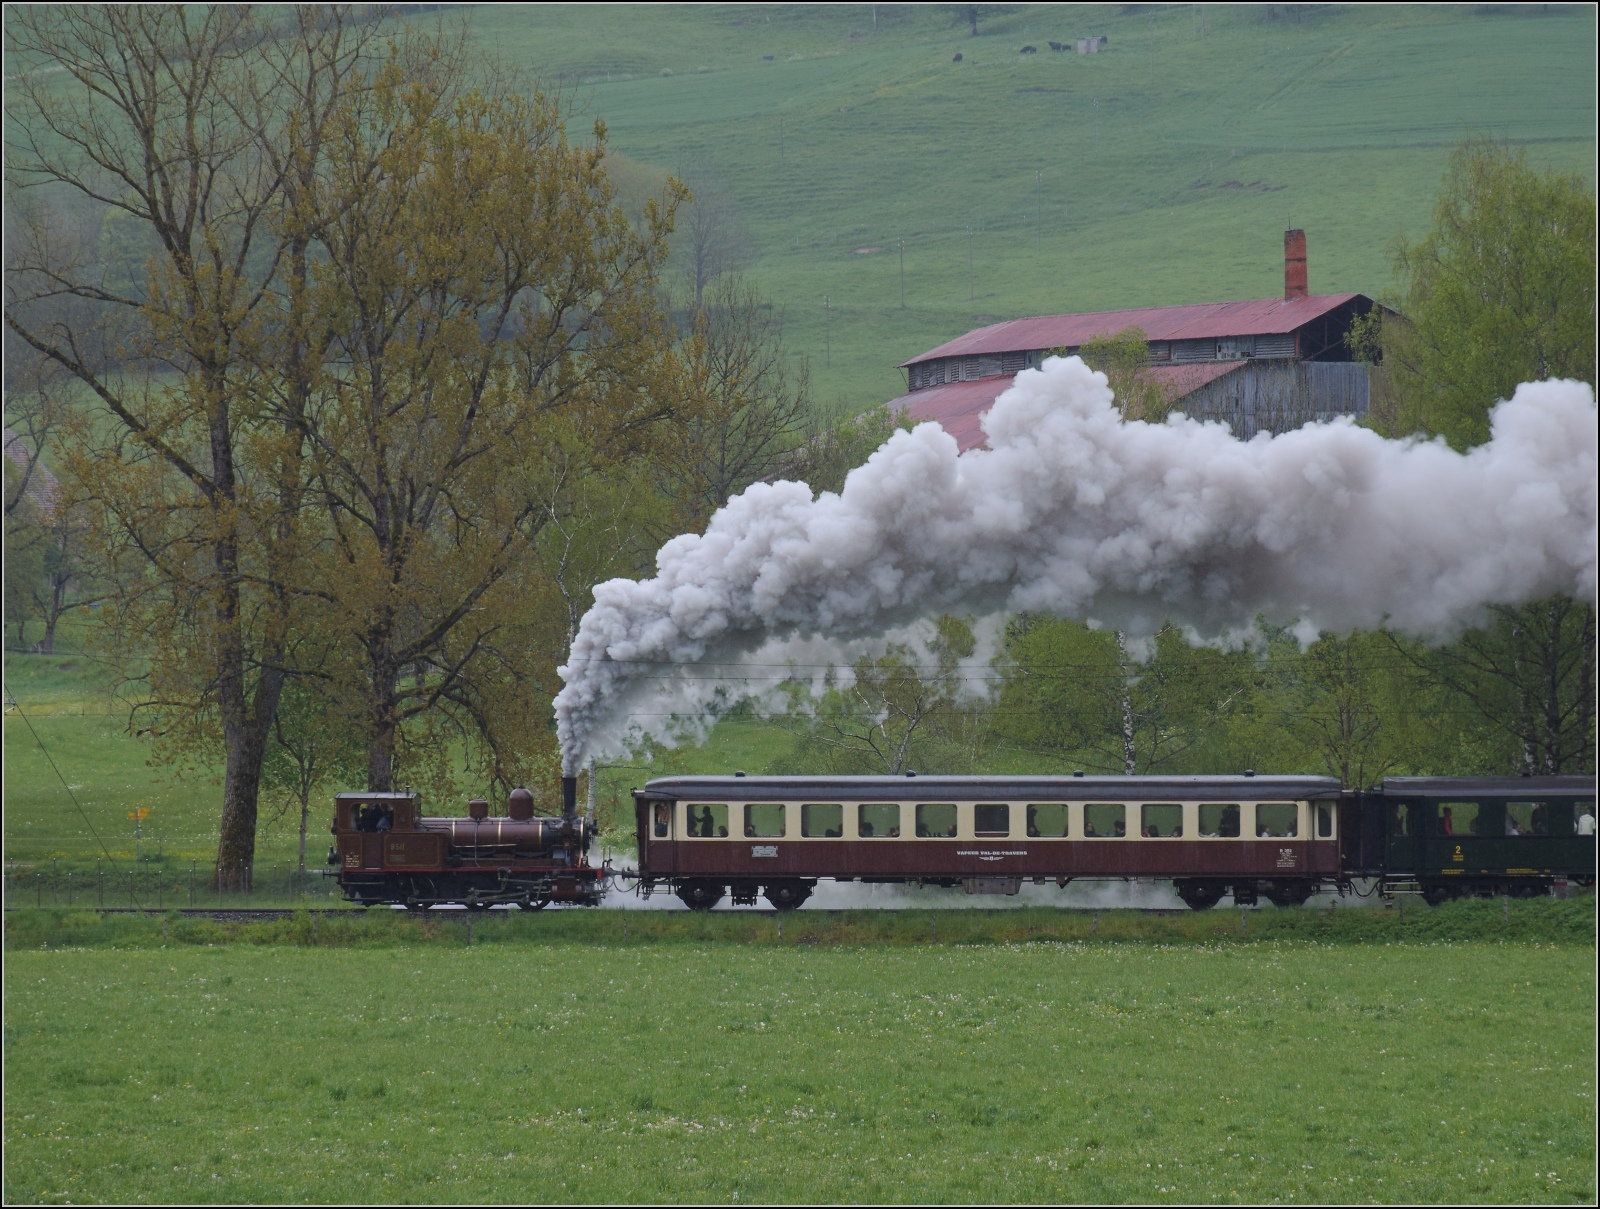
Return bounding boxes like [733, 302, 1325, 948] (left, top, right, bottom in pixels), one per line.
[1391, 601, 1595, 775]
[293, 41, 682, 794]
[1265, 628, 1433, 787]
[993, 616, 1254, 774]
[1356, 138, 1597, 776]
[1365, 139, 1595, 449]
[5, 6, 380, 887]
[1076, 326, 1171, 423]
[775, 616, 989, 775]
[260, 675, 367, 887]
[783, 402, 908, 498]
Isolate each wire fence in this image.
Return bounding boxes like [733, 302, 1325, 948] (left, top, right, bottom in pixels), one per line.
[3, 858, 344, 910]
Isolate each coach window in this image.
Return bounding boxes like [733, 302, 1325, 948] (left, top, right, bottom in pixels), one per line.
[1253, 802, 1298, 839]
[1316, 803, 1335, 839]
[1082, 802, 1125, 839]
[858, 802, 901, 838]
[653, 802, 672, 839]
[916, 803, 958, 838]
[974, 803, 1010, 837]
[802, 803, 844, 838]
[1503, 801, 1547, 837]
[685, 803, 729, 839]
[744, 803, 786, 839]
[1436, 800, 1477, 838]
[1199, 803, 1241, 838]
[1140, 803, 1183, 838]
[1026, 803, 1069, 838]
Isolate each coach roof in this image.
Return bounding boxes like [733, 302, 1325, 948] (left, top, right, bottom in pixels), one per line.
[1381, 776, 1596, 798]
[639, 774, 1343, 801]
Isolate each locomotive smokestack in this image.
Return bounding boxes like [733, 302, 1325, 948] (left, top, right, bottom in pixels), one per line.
[562, 775, 578, 820]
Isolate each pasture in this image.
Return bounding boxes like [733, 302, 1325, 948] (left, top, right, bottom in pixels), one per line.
[469, 4, 1598, 409]
[4, 907, 1594, 1203]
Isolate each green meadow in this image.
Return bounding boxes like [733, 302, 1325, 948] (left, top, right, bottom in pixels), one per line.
[4, 911, 1594, 1204]
[467, 3, 1598, 409]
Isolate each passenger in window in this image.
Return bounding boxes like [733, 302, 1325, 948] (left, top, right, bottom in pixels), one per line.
[1440, 807, 1454, 836]
[1113, 819, 1126, 838]
[1083, 820, 1097, 837]
[375, 808, 392, 833]
[745, 816, 757, 838]
[887, 823, 900, 837]
[1530, 803, 1548, 835]
[1577, 807, 1595, 837]
[1027, 805, 1039, 837]
[1504, 814, 1520, 837]
[654, 804, 671, 838]
[717, 824, 728, 838]
[1143, 823, 1157, 838]
[1172, 823, 1182, 837]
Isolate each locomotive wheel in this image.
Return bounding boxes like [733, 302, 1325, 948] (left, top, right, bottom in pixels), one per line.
[676, 881, 725, 911]
[1174, 880, 1225, 911]
[526, 898, 552, 911]
[763, 880, 814, 912]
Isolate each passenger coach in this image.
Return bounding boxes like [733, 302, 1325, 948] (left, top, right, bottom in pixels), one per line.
[632, 773, 1344, 910]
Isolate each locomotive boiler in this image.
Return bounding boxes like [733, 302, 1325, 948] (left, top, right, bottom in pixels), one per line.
[330, 777, 604, 909]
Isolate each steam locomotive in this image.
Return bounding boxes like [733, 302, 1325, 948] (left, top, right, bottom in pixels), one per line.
[331, 772, 1595, 911]
[330, 780, 604, 909]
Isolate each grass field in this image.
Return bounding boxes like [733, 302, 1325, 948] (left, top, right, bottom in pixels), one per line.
[462, 3, 1597, 409]
[4, 903, 1594, 1203]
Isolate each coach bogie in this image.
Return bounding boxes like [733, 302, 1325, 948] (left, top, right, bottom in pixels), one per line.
[764, 879, 816, 911]
[1174, 879, 1227, 910]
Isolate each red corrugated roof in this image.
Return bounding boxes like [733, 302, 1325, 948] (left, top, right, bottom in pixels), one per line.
[886, 362, 1248, 453]
[901, 293, 1364, 366]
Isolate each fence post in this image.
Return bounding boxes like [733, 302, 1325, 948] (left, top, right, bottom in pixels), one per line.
[98, 866, 104, 909]
[53, 858, 59, 905]
[36, 874, 42, 907]
[190, 861, 195, 907]
[128, 870, 134, 909]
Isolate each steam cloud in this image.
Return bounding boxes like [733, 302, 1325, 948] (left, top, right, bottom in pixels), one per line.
[556, 357, 1597, 772]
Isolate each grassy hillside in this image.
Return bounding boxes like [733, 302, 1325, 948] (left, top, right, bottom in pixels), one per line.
[466, 3, 1596, 409]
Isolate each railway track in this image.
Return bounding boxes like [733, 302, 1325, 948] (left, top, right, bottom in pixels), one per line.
[7, 904, 1195, 920]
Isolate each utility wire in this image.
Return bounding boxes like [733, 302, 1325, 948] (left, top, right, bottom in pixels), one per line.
[4, 682, 124, 874]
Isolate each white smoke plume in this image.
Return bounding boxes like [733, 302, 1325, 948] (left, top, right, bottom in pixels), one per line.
[556, 357, 1597, 772]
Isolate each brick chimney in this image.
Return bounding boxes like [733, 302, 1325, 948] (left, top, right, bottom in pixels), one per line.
[1284, 228, 1308, 301]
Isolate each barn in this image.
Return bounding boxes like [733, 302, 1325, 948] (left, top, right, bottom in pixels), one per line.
[888, 230, 1379, 451]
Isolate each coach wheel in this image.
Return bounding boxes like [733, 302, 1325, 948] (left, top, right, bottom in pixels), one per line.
[763, 880, 814, 912]
[1421, 883, 1455, 907]
[1264, 881, 1315, 909]
[676, 881, 725, 911]
[1175, 880, 1225, 911]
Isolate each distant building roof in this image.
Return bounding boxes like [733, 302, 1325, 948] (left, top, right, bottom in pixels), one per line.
[889, 361, 1249, 453]
[900, 293, 1366, 366]
[3, 427, 61, 522]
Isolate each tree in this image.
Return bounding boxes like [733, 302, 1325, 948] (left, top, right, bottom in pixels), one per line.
[1358, 138, 1597, 776]
[5, 6, 379, 887]
[1268, 628, 1429, 787]
[659, 276, 811, 533]
[1076, 326, 1171, 423]
[1391, 601, 1595, 776]
[293, 42, 682, 794]
[775, 616, 989, 775]
[993, 616, 1254, 774]
[1367, 139, 1595, 449]
[674, 161, 753, 311]
[260, 674, 366, 888]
